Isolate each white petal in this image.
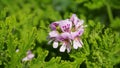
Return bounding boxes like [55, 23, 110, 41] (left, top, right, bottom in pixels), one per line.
[73, 39, 83, 49]
[73, 40, 79, 49]
[71, 32, 79, 39]
[78, 42, 82, 48]
[22, 57, 29, 62]
[75, 20, 84, 29]
[70, 14, 79, 25]
[66, 45, 71, 53]
[60, 44, 66, 52]
[49, 31, 59, 38]
[80, 40, 83, 45]
[60, 32, 72, 39]
[48, 40, 53, 44]
[81, 20, 84, 24]
[53, 41, 58, 48]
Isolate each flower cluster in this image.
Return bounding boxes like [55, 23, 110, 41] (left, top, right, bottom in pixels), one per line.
[48, 14, 86, 53]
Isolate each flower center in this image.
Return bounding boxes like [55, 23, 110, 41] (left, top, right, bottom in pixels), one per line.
[56, 26, 62, 33]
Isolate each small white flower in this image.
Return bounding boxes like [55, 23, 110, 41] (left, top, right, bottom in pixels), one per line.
[22, 50, 34, 62]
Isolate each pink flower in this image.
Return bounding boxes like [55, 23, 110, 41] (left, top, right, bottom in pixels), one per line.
[48, 14, 86, 53]
[70, 14, 85, 49]
[22, 50, 34, 62]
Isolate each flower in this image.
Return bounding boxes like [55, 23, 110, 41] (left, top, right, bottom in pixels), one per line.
[70, 14, 84, 49]
[22, 50, 34, 62]
[48, 14, 86, 53]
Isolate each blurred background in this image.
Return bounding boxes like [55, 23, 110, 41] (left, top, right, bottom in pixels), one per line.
[0, 0, 120, 30]
[0, 0, 120, 68]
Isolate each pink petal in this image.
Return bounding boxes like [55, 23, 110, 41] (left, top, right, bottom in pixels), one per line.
[22, 50, 34, 62]
[50, 22, 59, 30]
[59, 19, 72, 32]
[73, 39, 82, 49]
[70, 14, 84, 29]
[60, 32, 72, 39]
[75, 20, 84, 29]
[66, 44, 71, 53]
[71, 28, 84, 39]
[49, 31, 59, 38]
[70, 14, 79, 25]
[77, 28, 84, 36]
[71, 32, 78, 39]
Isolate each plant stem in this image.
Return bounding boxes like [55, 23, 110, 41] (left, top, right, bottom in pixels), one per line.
[106, 3, 113, 24]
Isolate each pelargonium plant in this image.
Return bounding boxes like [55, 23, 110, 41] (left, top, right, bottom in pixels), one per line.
[48, 14, 86, 53]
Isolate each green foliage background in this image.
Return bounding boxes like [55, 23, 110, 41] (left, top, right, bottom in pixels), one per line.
[0, 0, 120, 68]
